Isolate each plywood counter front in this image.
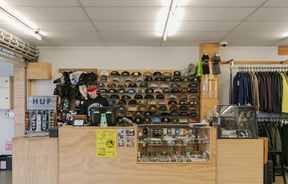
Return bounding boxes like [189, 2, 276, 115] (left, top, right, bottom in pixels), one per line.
[217, 139, 264, 184]
[59, 126, 217, 184]
[12, 136, 58, 184]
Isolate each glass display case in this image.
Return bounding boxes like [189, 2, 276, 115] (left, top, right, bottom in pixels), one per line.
[216, 105, 258, 139]
[137, 125, 211, 163]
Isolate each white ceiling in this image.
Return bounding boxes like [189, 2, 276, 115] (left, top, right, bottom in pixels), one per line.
[1, 0, 288, 47]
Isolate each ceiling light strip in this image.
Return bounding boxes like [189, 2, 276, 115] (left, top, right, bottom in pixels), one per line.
[0, 7, 42, 40]
[162, 0, 178, 41]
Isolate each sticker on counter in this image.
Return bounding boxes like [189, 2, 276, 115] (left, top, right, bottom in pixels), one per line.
[117, 129, 125, 147]
[125, 129, 135, 147]
[117, 129, 135, 148]
[96, 129, 117, 158]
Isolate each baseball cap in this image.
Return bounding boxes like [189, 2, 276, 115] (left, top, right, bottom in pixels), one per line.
[153, 71, 162, 76]
[87, 85, 97, 92]
[100, 71, 109, 76]
[131, 71, 142, 76]
[173, 71, 181, 76]
[110, 71, 120, 76]
[121, 71, 130, 76]
[118, 99, 127, 105]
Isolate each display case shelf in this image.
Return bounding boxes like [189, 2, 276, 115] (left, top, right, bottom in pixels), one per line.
[137, 125, 212, 163]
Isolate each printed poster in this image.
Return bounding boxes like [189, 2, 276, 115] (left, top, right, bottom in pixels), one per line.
[96, 129, 117, 158]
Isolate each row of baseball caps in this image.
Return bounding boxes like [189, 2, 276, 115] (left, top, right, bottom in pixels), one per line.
[103, 93, 199, 101]
[97, 81, 199, 89]
[116, 107, 198, 116]
[99, 75, 200, 83]
[99, 70, 183, 77]
[115, 103, 198, 112]
[117, 116, 197, 124]
[107, 98, 199, 107]
[116, 110, 199, 124]
[99, 88, 199, 95]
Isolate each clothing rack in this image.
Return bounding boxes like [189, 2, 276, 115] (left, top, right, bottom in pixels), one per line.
[220, 60, 288, 104]
[230, 61, 288, 71]
[235, 66, 288, 72]
[220, 60, 288, 65]
[258, 113, 288, 122]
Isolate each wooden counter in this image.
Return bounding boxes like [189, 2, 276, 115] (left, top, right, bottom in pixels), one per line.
[59, 126, 217, 184]
[217, 139, 264, 184]
[12, 127, 265, 184]
[12, 136, 58, 184]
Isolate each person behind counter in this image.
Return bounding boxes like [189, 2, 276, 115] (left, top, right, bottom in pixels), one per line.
[80, 84, 109, 123]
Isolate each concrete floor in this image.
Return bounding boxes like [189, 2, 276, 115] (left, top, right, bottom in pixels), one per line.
[0, 170, 286, 184]
[0, 171, 12, 184]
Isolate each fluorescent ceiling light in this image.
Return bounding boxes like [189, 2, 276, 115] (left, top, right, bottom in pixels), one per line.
[283, 32, 288, 38]
[157, 0, 183, 41]
[0, 5, 42, 40]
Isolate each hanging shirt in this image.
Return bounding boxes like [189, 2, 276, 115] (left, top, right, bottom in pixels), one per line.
[280, 72, 288, 113]
[251, 72, 260, 112]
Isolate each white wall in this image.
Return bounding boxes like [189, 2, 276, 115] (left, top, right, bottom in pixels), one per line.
[37, 46, 286, 105]
[36, 47, 199, 95]
[0, 61, 14, 155]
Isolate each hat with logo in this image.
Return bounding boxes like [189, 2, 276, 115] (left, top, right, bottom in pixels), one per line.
[159, 105, 168, 111]
[121, 71, 130, 76]
[156, 94, 165, 99]
[173, 71, 181, 76]
[99, 88, 107, 93]
[125, 77, 132, 82]
[144, 94, 154, 99]
[164, 76, 172, 82]
[128, 99, 137, 105]
[107, 83, 116, 88]
[128, 82, 138, 88]
[110, 94, 120, 99]
[161, 117, 170, 122]
[97, 82, 105, 87]
[118, 83, 127, 88]
[154, 88, 163, 93]
[108, 88, 117, 93]
[154, 77, 163, 81]
[143, 72, 152, 76]
[117, 88, 126, 93]
[131, 71, 142, 76]
[153, 71, 162, 76]
[108, 99, 116, 106]
[171, 88, 180, 93]
[118, 99, 127, 105]
[163, 88, 171, 93]
[121, 95, 131, 99]
[136, 77, 144, 82]
[112, 77, 120, 82]
[127, 89, 136, 94]
[100, 75, 107, 81]
[145, 76, 153, 81]
[173, 77, 182, 82]
[134, 94, 143, 99]
[110, 71, 120, 76]
[100, 71, 109, 76]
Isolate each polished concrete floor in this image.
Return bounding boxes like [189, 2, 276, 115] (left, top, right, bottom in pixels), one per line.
[0, 171, 12, 184]
[0, 170, 286, 184]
